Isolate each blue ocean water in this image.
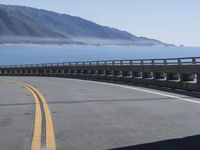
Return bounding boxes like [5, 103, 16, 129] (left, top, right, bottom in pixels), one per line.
[0, 45, 199, 65]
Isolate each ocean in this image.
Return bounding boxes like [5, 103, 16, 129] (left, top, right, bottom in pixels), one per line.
[0, 45, 199, 65]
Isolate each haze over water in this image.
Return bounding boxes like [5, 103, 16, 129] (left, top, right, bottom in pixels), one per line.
[0, 45, 199, 65]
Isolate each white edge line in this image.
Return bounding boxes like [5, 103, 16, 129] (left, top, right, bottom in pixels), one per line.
[3, 77, 200, 104]
[65, 78, 200, 104]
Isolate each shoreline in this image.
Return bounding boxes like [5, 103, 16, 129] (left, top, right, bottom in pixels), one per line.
[0, 43, 176, 47]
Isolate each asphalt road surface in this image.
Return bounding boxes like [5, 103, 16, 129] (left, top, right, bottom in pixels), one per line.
[1, 76, 200, 150]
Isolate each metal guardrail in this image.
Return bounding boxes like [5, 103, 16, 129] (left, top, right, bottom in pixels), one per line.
[0, 57, 200, 68]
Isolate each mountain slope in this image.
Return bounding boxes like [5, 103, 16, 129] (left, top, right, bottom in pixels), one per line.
[0, 4, 170, 46]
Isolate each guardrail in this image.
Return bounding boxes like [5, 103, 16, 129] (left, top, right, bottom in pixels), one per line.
[1, 57, 200, 93]
[0, 57, 200, 68]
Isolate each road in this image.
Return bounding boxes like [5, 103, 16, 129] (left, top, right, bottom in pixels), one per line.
[1, 77, 200, 150]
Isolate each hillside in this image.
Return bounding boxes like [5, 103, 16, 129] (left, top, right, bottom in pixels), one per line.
[0, 4, 171, 46]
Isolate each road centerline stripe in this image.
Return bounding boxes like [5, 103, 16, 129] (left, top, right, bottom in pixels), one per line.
[9, 81, 42, 150]
[28, 85, 47, 149]
[9, 80, 56, 150]
[24, 83, 57, 150]
[24, 85, 42, 150]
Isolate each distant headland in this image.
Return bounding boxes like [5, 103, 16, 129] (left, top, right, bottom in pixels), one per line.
[0, 4, 174, 46]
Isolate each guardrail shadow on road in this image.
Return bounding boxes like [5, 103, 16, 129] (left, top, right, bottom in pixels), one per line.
[111, 134, 200, 150]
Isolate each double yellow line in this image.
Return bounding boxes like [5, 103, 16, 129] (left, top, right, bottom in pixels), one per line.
[11, 81, 56, 150]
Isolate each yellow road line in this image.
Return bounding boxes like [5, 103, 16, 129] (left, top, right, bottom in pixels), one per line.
[24, 85, 42, 150]
[10, 81, 42, 150]
[24, 83, 57, 150]
[9, 80, 56, 150]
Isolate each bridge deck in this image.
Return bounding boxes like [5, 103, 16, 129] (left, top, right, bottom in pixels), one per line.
[0, 77, 200, 150]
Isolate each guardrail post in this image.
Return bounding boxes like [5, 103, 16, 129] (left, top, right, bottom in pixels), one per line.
[141, 60, 144, 65]
[130, 60, 133, 65]
[152, 72, 156, 80]
[179, 73, 183, 82]
[164, 60, 167, 65]
[192, 58, 196, 64]
[166, 73, 170, 81]
[120, 60, 123, 66]
[112, 61, 115, 66]
[178, 59, 181, 65]
[151, 60, 155, 65]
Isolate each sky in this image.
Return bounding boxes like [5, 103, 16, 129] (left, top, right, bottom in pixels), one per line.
[1, 0, 200, 47]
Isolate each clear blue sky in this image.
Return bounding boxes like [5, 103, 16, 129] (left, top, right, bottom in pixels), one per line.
[1, 0, 200, 46]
